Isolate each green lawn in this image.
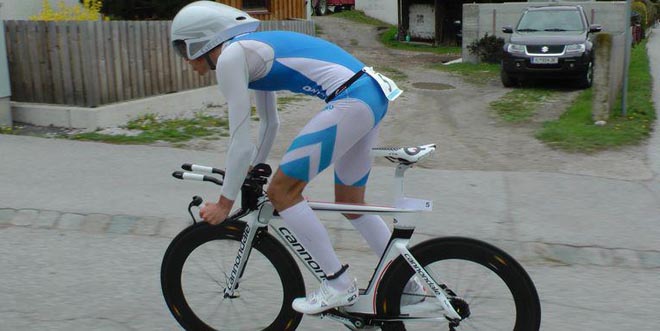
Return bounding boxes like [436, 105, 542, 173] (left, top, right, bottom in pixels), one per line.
[71, 112, 229, 144]
[431, 39, 655, 153]
[536, 40, 656, 153]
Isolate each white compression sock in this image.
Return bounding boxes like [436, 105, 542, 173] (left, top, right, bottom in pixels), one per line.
[279, 200, 352, 290]
[349, 214, 391, 256]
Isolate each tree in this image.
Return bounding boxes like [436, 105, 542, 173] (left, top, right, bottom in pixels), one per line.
[100, 0, 196, 20]
[30, 0, 104, 21]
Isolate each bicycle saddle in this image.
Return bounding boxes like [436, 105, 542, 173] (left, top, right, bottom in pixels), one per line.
[372, 143, 436, 165]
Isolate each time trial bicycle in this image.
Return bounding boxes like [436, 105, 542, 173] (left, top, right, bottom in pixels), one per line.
[160, 143, 541, 330]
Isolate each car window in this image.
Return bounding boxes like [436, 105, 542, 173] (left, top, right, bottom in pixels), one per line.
[517, 10, 585, 32]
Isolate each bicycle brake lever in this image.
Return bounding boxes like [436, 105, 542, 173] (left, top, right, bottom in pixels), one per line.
[188, 196, 203, 224]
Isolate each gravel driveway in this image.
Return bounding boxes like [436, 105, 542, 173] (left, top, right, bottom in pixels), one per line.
[172, 15, 653, 182]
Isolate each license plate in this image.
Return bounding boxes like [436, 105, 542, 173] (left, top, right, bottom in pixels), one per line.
[531, 57, 558, 64]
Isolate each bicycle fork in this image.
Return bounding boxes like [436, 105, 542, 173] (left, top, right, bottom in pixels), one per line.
[223, 212, 263, 298]
[394, 242, 463, 321]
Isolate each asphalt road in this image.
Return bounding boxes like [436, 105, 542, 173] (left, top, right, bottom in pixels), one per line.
[1, 25, 659, 331]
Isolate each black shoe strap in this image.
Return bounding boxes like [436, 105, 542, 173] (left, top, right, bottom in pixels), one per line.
[326, 264, 349, 280]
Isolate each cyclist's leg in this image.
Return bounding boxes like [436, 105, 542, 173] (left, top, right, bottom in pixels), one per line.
[334, 124, 391, 257]
[334, 120, 427, 305]
[268, 80, 388, 313]
[269, 170, 348, 289]
[268, 99, 378, 311]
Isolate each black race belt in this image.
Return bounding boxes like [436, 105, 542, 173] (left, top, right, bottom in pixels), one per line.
[324, 69, 366, 103]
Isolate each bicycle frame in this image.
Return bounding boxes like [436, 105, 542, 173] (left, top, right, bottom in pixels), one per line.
[223, 163, 463, 322]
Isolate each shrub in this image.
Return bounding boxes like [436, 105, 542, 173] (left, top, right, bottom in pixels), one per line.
[30, 0, 104, 21]
[632, 1, 648, 30]
[638, 0, 658, 25]
[467, 33, 505, 64]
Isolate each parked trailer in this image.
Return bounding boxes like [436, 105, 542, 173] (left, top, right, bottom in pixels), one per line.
[313, 0, 354, 16]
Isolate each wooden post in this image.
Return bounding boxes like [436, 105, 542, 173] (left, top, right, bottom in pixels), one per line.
[103, 21, 116, 103]
[47, 22, 64, 104]
[26, 22, 44, 103]
[135, 21, 146, 98]
[435, 0, 442, 45]
[95, 21, 109, 105]
[120, 21, 131, 100]
[82, 21, 100, 107]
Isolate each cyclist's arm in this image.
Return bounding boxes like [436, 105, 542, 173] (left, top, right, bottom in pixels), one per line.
[253, 91, 279, 165]
[217, 42, 256, 202]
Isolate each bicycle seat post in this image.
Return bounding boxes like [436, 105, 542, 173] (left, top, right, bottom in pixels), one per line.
[393, 162, 413, 202]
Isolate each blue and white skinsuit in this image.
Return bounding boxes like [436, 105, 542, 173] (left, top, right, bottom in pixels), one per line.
[215, 31, 392, 201]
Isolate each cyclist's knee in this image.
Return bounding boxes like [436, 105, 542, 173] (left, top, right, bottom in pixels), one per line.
[335, 184, 366, 203]
[335, 184, 366, 220]
[268, 169, 307, 211]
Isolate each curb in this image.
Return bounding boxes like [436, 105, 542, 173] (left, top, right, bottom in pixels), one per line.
[11, 86, 225, 130]
[2, 207, 659, 270]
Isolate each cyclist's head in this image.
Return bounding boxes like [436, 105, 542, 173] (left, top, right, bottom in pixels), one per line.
[171, 1, 260, 61]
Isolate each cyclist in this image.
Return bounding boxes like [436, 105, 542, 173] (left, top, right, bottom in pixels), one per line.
[171, 1, 403, 314]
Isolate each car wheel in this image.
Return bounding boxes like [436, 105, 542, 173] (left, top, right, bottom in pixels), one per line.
[501, 70, 518, 88]
[577, 61, 593, 89]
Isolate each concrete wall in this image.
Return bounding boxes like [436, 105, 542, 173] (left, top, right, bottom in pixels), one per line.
[607, 33, 626, 112]
[355, 0, 398, 25]
[0, 21, 10, 126]
[409, 3, 435, 40]
[0, 0, 80, 20]
[462, 1, 628, 63]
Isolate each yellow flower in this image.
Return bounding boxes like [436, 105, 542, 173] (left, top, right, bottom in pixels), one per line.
[30, 0, 104, 21]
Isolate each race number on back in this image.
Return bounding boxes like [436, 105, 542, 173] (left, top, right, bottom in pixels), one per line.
[362, 67, 403, 101]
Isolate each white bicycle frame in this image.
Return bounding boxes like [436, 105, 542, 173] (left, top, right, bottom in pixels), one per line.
[223, 162, 463, 321]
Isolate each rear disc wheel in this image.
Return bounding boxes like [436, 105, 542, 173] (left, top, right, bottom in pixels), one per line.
[378, 237, 541, 330]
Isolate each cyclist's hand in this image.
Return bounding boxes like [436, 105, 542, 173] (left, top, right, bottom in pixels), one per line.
[200, 197, 233, 225]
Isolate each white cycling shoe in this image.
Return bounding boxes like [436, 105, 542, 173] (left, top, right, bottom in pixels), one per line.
[401, 276, 429, 306]
[292, 279, 359, 315]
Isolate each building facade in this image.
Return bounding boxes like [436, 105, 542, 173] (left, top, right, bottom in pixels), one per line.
[217, 0, 308, 20]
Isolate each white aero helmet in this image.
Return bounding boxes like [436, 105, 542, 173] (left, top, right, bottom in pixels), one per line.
[171, 1, 260, 61]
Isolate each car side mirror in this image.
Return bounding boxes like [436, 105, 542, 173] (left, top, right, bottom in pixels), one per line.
[589, 24, 602, 33]
[502, 26, 513, 34]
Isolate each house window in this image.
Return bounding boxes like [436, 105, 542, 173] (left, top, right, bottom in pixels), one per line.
[242, 0, 268, 11]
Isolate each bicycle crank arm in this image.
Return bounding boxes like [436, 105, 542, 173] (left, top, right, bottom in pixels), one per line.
[318, 309, 371, 330]
[373, 315, 448, 323]
[394, 242, 463, 320]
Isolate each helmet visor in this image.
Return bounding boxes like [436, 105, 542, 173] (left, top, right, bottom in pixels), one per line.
[172, 37, 218, 60]
[172, 40, 189, 59]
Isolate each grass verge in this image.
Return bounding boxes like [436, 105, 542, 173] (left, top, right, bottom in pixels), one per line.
[491, 89, 559, 123]
[0, 126, 13, 134]
[71, 112, 229, 144]
[431, 62, 499, 85]
[379, 27, 461, 55]
[331, 10, 390, 26]
[536, 40, 655, 153]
